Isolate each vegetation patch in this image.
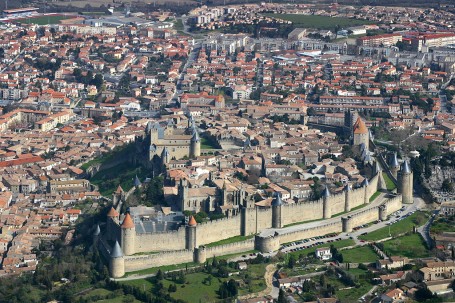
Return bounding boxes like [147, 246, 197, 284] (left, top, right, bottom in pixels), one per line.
[262, 14, 373, 30]
[369, 191, 381, 202]
[359, 211, 428, 241]
[341, 246, 379, 263]
[431, 214, 455, 234]
[381, 233, 430, 258]
[205, 235, 255, 248]
[382, 172, 396, 191]
[14, 15, 73, 25]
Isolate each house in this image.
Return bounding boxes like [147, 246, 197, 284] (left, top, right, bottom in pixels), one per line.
[380, 288, 404, 303]
[315, 247, 332, 260]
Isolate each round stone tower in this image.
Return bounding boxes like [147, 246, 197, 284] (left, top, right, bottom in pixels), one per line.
[109, 240, 125, 278]
[399, 160, 413, 204]
[195, 246, 207, 263]
[271, 192, 283, 228]
[390, 152, 400, 179]
[344, 184, 351, 212]
[379, 204, 387, 221]
[341, 216, 353, 233]
[353, 117, 369, 151]
[322, 186, 331, 219]
[190, 131, 201, 158]
[255, 234, 280, 253]
[106, 206, 119, 241]
[120, 213, 135, 256]
[185, 216, 197, 250]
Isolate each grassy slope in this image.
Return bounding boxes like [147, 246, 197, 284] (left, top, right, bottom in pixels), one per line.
[359, 211, 428, 241]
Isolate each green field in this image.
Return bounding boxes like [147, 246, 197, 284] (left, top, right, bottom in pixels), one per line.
[15, 15, 73, 25]
[359, 211, 428, 241]
[263, 14, 373, 30]
[382, 233, 429, 258]
[78, 288, 141, 303]
[369, 191, 381, 202]
[431, 215, 455, 234]
[125, 261, 198, 277]
[123, 264, 266, 302]
[205, 235, 254, 248]
[336, 280, 374, 303]
[200, 137, 219, 149]
[288, 239, 355, 259]
[341, 246, 379, 263]
[90, 162, 149, 197]
[382, 172, 396, 191]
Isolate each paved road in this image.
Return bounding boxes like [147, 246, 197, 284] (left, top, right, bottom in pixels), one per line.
[417, 209, 439, 248]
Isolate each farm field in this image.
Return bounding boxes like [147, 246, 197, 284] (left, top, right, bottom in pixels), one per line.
[262, 14, 373, 30]
[13, 15, 73, 25]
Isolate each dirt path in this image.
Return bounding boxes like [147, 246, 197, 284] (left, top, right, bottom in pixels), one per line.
[238, 263, 277, 300]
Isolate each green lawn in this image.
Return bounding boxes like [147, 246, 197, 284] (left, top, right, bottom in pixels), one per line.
[81, 144, 135, 171]
[382, 172, 396, 191]
[205, 235, 254, 248]
[124, 264, 267, 302]
[382, 233, 429, 259]
[431, 215, 455, 235]
[369, 191, 381, 202]
[200, 137, 218, 149]
[342, 246, 379, 263]
[90, 162, 149, 197]
[263, 14, 373, 30]
[288, 239, 355, 259]
[125, 262, 199, 277]
[359, 211, 428, 241]
[336, 280, 374, 303]
[78, 288, 141, 303]
[15, 15, 73, 25]
[173, 19, 184, 31]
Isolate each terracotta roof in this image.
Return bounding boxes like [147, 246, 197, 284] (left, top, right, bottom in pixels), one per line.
[188, 215, 197, 226]
[121, 213, 134, 229]
[353, 117, 368, 134]
[107, 207, 119, 217]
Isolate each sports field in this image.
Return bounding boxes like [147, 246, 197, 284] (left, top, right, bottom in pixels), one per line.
[263, 14, 373, 30]
[13, 15, 73, 25]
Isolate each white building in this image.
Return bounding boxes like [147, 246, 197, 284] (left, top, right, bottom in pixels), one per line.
[315, 247, 332, 260]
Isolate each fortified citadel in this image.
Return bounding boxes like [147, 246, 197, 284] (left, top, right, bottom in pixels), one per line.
[95, 118, 414, 278]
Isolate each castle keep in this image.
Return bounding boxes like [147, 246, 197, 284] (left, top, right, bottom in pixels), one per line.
[99, 160, 413, 278]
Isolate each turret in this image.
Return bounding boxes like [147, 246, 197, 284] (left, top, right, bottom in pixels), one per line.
[161, 146, 170, 165]
[133, 175, 141, 188]
[120, 213, 135, 256]
[352, 117, 369, 151]
[185, 216, 197, 250]
[93, 224, 100, 246]
[271, 192, 283, 228]
[399, 160, 413, 204]
[109, 240, 125, 278]
[106, 206, 120, 241]
[390, 153, 400, 179]
[362, 178, 369, 204]
[344, 184, 351, 212]
[322, 186, 331, 219]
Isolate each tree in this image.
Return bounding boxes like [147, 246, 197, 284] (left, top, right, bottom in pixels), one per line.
[277, 288, 287, 303]
[441, 179, 453, 192]
[288, 254, 296, 269]
[156, 269, 163, 280]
